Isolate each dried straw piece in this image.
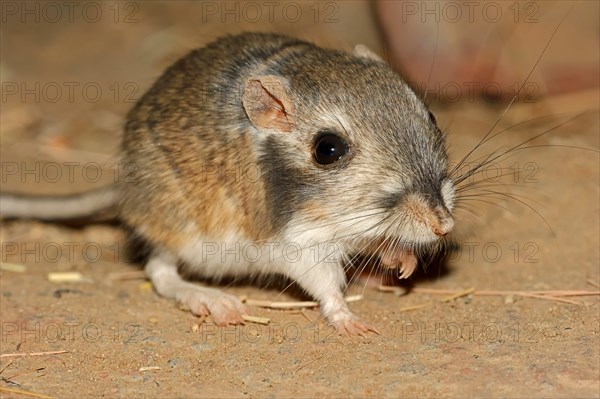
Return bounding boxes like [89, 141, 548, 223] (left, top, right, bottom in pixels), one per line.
[0, 361, 13, 375]
[0, 350, 68, 359]
[377, 285, 407, 296]
[242, 315, 270, 325]
[293, 355, 324, 375]
[344, 294, 364, 303]
[587, 279, 600, 289]
[515, 293, 582, 305]
[244, 299, 318, 309]
[243, 295, 363, 310]
[0, 262, 27, 272]
[411, 287, 599, 305]
[412, 288, 600, 297]
[139, 366, 161, 372]
[5, 367, 45, 381]
[441, 287, 475, 302]
[0, 387, 53, 399]
[47, 272, 88, 283]
[380, 285, 600, 310]
[398, 302, 433, 312]
[299, 310, 312, 322]
[107, 270, 147, 281]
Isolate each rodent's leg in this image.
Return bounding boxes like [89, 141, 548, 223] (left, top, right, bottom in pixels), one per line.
[319, 289, 379, 336]
[280, 255, 378, 336]
[145, 248, 248, 325]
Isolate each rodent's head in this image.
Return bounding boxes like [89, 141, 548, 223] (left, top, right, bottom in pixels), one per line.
[243, 43, 454, 274]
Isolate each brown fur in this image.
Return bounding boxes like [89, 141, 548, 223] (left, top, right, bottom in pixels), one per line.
[116, 32, 454, 334]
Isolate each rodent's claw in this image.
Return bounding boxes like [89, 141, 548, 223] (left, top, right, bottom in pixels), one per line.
[321, 292, 379, 336]
[211, 310, 245, 326]
[373, 243, 419, 279]
[182, 289, 248, 326]
[397, 252, 418, 279]
[335, 317, 380, 337]
[189, 303, 210, 318]
[208, 296, 249, 326]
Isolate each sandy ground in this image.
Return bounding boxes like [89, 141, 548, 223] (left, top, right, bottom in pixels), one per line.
[1, 2, 599, 398]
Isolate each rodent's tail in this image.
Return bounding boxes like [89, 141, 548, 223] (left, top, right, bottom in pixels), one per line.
[0, 185, 119, 221]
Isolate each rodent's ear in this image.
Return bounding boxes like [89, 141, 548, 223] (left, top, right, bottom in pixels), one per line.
[242, 75, 295, 133]
[353, 44, 384, 63]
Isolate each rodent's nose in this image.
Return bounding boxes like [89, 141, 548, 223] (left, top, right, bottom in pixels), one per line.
[434, 228, 448, 236]
[433, 216, 454, 236]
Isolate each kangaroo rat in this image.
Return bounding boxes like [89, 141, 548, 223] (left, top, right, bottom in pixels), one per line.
[1, 32, 455, 335]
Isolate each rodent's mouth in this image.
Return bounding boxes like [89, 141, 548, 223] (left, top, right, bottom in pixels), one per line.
[358, 238, 421, 279]
[349, 229, 450, 279]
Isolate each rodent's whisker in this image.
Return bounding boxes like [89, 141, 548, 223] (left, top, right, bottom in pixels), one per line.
[454, 197, 514, 213]
[335, 212, 396, 244]
[476, 189, 554, 235]
[246, 209, 389, 248]
[454, 168, 538, 192]
[451, 8, 572, 179]
[423, 22, 440, 103]
[456, 183, 543, 197]
[505, 143, 600, 154]
[276, 211, 397, 297]
[345, 212, 413, 289]
[342, 214, 401, 286]
[250, 211, 392, 274]
[450, 113, 556, 177]
[346, 236, 388, 290]
[449, 110, 587, 179]
[453, 113, 585, 187]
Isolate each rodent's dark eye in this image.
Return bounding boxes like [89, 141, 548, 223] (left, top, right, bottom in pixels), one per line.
[313, 132, 349, 165]
[428, 110, 437, 125]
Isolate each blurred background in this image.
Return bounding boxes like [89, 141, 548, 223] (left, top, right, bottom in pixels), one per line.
[1, 4, 598, 397]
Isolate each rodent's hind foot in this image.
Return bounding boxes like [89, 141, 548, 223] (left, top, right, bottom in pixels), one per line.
[145, 249, 248, 326]
[181, 288, 248, 326]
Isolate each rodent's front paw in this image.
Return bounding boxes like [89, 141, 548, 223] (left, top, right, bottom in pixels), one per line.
[379, 247, 418, 279]
[320, 292, 379, 336]
[181, 289, 248, 326]
[333, 316, 380, 337]
[398, 253, 417, 279]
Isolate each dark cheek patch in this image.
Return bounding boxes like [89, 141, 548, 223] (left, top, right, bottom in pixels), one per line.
[378, 190, 406, 210]
[258, 136, 318, 233]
